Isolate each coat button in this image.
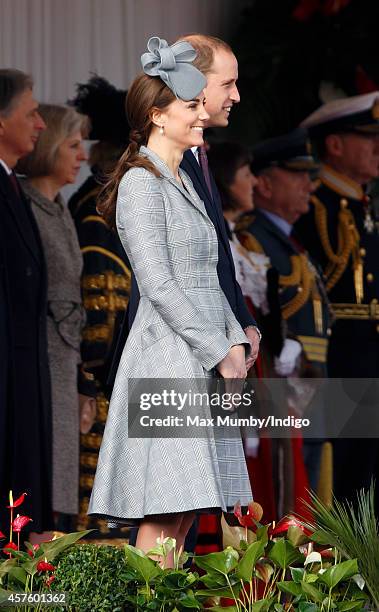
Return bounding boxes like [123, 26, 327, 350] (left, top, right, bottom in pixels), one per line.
[367, 273, 374, 283]
[360, 248, 366, 257]
[26, 266, 32, 276]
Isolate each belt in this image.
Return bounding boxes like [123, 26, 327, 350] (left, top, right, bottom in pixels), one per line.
[332, 301, 379, 320]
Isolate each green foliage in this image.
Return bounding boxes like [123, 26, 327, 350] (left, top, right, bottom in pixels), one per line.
[303, 483, 379, 608]
[52, 544, 133, 612]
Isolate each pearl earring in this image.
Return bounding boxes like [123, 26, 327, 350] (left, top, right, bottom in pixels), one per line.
[159, 125, 164, 135]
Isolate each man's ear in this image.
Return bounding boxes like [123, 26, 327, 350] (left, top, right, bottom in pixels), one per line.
[0, 116, 5, 136]
[255, 172, 272, 199]
[325, 133, 343, 158]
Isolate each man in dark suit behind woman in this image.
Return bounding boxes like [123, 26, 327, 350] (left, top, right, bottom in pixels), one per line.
[0, 70, 54, 535]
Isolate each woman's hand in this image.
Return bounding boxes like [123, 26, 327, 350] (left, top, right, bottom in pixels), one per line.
[216, 345, 247, 379]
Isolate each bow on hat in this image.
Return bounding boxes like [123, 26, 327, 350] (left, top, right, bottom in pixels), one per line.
[141, 36, 206, 101]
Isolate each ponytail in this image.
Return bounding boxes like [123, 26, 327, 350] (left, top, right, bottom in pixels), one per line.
[96, 72, 175, 230]
[97, 130, 160, 230]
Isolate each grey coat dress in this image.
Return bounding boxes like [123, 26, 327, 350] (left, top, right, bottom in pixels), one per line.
[88, 147, 253, 524]
[22, 180, 84, 515]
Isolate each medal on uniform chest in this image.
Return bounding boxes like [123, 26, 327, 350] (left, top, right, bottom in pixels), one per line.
[363, 195, 375, 233]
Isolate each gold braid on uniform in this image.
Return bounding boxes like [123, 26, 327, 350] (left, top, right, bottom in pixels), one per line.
[312, 195, 362, 295]
[281, 255, 314, 320]
[237, 230, 315, 320]
[237, 230, 264, 254]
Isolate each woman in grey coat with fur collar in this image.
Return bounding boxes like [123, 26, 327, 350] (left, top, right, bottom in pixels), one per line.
[17, 104, 95, 522]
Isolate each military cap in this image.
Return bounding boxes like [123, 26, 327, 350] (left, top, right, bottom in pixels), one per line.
[251, 128, 319, 174]
[301, 91, 379, 137]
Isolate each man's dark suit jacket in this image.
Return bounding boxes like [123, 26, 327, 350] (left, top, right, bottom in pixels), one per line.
[107, 149, 256, 388]
[0, 164, 53, 532]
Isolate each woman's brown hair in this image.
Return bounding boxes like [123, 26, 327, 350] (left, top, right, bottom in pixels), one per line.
[97, 73, 175, 229]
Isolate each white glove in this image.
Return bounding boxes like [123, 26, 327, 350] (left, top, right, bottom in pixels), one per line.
[274, 338, 302, 377]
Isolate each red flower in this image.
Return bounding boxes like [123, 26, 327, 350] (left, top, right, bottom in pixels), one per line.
[270, 515, 312, 537]
[27, 544, 40, 558]
[46, 575, 55, 587]
[12, 515, 32, 533]
[7, 492, 27, 509]
[0, 531, 6, 539]
[234, 500, 263, 529]
[37, 561, 55, 573]
[4, 542, 18, 555]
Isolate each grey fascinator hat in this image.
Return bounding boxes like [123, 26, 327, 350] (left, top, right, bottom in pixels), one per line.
[141, 36, 207, 101]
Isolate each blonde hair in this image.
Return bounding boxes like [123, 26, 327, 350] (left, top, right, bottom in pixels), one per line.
[16, 104, 88, 177]
[177, 34, 233, 74]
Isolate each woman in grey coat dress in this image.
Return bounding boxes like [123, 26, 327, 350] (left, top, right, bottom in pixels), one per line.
[89, 37, 253, 556]
[16, 105, 96, 523]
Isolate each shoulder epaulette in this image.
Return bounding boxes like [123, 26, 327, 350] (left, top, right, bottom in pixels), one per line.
[235, 213, 256, 232]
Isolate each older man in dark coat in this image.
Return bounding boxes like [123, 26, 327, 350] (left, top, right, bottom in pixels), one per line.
[0, 69, 53, 534]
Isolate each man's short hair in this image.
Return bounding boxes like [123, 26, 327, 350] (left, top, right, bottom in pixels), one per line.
[0, 69, 33, 117]
[16, 104, 87, 178]
[177, 34, 232, 74]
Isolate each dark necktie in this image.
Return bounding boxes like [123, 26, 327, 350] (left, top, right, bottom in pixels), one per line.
[289, 231, 304, 253]
[9, 172, 21, 197]
[198, 145, 213, 200]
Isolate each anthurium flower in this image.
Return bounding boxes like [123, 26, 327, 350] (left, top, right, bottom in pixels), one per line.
[7, 491, 27, 509]
[12, 515, 32, 533]
[270, 515, 312, 537]
[0, 531, 5, 539]
[4, 541, 18, 554]
[46, 575, 55, 587]
[27, 544, 40, 558]
[233, 500, 263, 528]
[37, 560, 55, 572]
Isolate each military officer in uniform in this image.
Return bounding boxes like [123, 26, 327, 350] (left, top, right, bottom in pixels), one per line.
[296, 93, 379, 509]
[69, 77, 132, 536]
[237, 128, 332, 491]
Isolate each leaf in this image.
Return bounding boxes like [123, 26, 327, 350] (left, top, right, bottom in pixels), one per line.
[220, 514, 256, 549]
[0, 558, 17, 579]
[301, 582, 324, 603]
[124, 544, 162, 583]
[337, 602, 367, 611]
[268, 538, 304, 569]
[8, 566, 27, 586]
[194, 547, 239, 576]
[318, 558, 359, 589]
[255, 560, 274, 584]
[207, 607, 238, 612]
[23, 529, 92, 576]
[287, 525, 310, 546]
[290, 566, 305, 583]
[236, 538, 266, 582]
[277, 580, 302, 596]
[251, 600, 275, 612]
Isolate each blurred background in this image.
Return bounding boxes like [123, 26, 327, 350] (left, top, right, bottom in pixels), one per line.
[2, 0, 379, 190]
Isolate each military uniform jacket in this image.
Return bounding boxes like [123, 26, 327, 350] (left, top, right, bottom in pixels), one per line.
[295, 165, 379, 376]
[88, 147, 252, 523]
[242, 209, 330, 367]
[69, 175, 131, 386]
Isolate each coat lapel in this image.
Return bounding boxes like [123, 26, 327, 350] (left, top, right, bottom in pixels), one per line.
[255, 209, 298, 254]
[0, 165, 42, 266]
[140, 146, 212, 223]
